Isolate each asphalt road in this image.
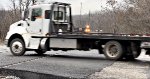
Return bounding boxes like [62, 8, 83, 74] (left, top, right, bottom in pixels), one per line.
[0, 46, 150, 79]
[0, 46, 114, 79]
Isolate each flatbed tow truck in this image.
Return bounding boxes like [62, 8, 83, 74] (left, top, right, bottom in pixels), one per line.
[5, 1, 150, 60]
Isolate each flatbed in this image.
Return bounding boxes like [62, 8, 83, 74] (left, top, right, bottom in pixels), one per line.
[32, 33, 150, 41]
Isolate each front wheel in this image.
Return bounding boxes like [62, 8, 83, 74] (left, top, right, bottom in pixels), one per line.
[10, 38, 25, 56]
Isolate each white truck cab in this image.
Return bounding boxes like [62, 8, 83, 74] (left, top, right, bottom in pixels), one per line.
[5, 2, 73, 56]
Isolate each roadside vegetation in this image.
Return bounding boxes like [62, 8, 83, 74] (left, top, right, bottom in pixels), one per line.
[0, 0, 150, 43]
[74, 0, 150, 34]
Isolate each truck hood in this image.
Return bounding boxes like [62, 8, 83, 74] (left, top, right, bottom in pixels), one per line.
[7, 20, 28, 36]
[9, 20, 26, 30]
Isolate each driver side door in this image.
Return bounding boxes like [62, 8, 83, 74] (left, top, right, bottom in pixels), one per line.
[26, 8, 43, 49]
[27, 8, 43, 35]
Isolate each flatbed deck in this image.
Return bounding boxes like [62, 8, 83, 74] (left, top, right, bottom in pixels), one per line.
[32, 33, 150, 41]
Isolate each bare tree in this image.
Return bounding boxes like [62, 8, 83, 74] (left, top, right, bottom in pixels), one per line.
[9, 0, 17, 15]
[73, 0, 150, 34]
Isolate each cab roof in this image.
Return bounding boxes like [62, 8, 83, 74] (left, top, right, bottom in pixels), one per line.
[30, 2, 70, 9]
[33, 2, 70, 6]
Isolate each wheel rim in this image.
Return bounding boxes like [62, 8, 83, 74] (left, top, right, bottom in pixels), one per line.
[11, 41, 23, 54]
[106, 45, 119, 58]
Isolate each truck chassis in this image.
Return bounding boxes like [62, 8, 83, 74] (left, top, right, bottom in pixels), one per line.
[30, 33, 150, 60]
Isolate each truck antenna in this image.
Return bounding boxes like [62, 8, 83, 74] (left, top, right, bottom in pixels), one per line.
[88, 10, 91, 25]
[80, 2, 82, 28]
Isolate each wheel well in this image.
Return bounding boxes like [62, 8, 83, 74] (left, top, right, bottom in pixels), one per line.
[8, 34, 25, 47]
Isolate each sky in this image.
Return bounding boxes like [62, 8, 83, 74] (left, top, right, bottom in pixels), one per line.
[0, 0, 9, 8]
[0, 0, 122, 15]
[50, 0, 108, 14]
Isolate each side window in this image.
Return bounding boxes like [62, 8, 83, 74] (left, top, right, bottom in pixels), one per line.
[45, 10, 51, 19]
[54, 11, 63, 20]
[31, 8, 42, 21]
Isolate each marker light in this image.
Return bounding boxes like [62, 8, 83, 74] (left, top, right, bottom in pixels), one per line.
[85, 25, 91, 33]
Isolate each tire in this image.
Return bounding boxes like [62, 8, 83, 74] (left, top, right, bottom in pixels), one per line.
[124, 44, 141, 60]
[35, 50, 46, 55]
[10, 38, 25, 56]
[125, 52, 141, 60]
[104, 41, 124, 60]
[133, 47, 141, 58]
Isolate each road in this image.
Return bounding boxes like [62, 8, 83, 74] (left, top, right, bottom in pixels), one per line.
[0, 46, 150, 79]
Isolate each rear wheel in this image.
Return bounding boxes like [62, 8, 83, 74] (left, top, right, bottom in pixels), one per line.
[124, 43, 141, 60]
[125, 50, 141, 60]
[104, 41, 124, 60]
[124, 53, 140, 60]
[10, 38, 25, 56]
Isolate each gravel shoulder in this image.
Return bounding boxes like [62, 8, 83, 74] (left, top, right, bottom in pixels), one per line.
[0, 75, 20, 79]
[89, 50, 150, 79]
[89, 61, 149, 79]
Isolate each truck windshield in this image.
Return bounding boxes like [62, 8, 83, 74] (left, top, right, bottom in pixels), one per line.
[31, 8, 42, 21]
